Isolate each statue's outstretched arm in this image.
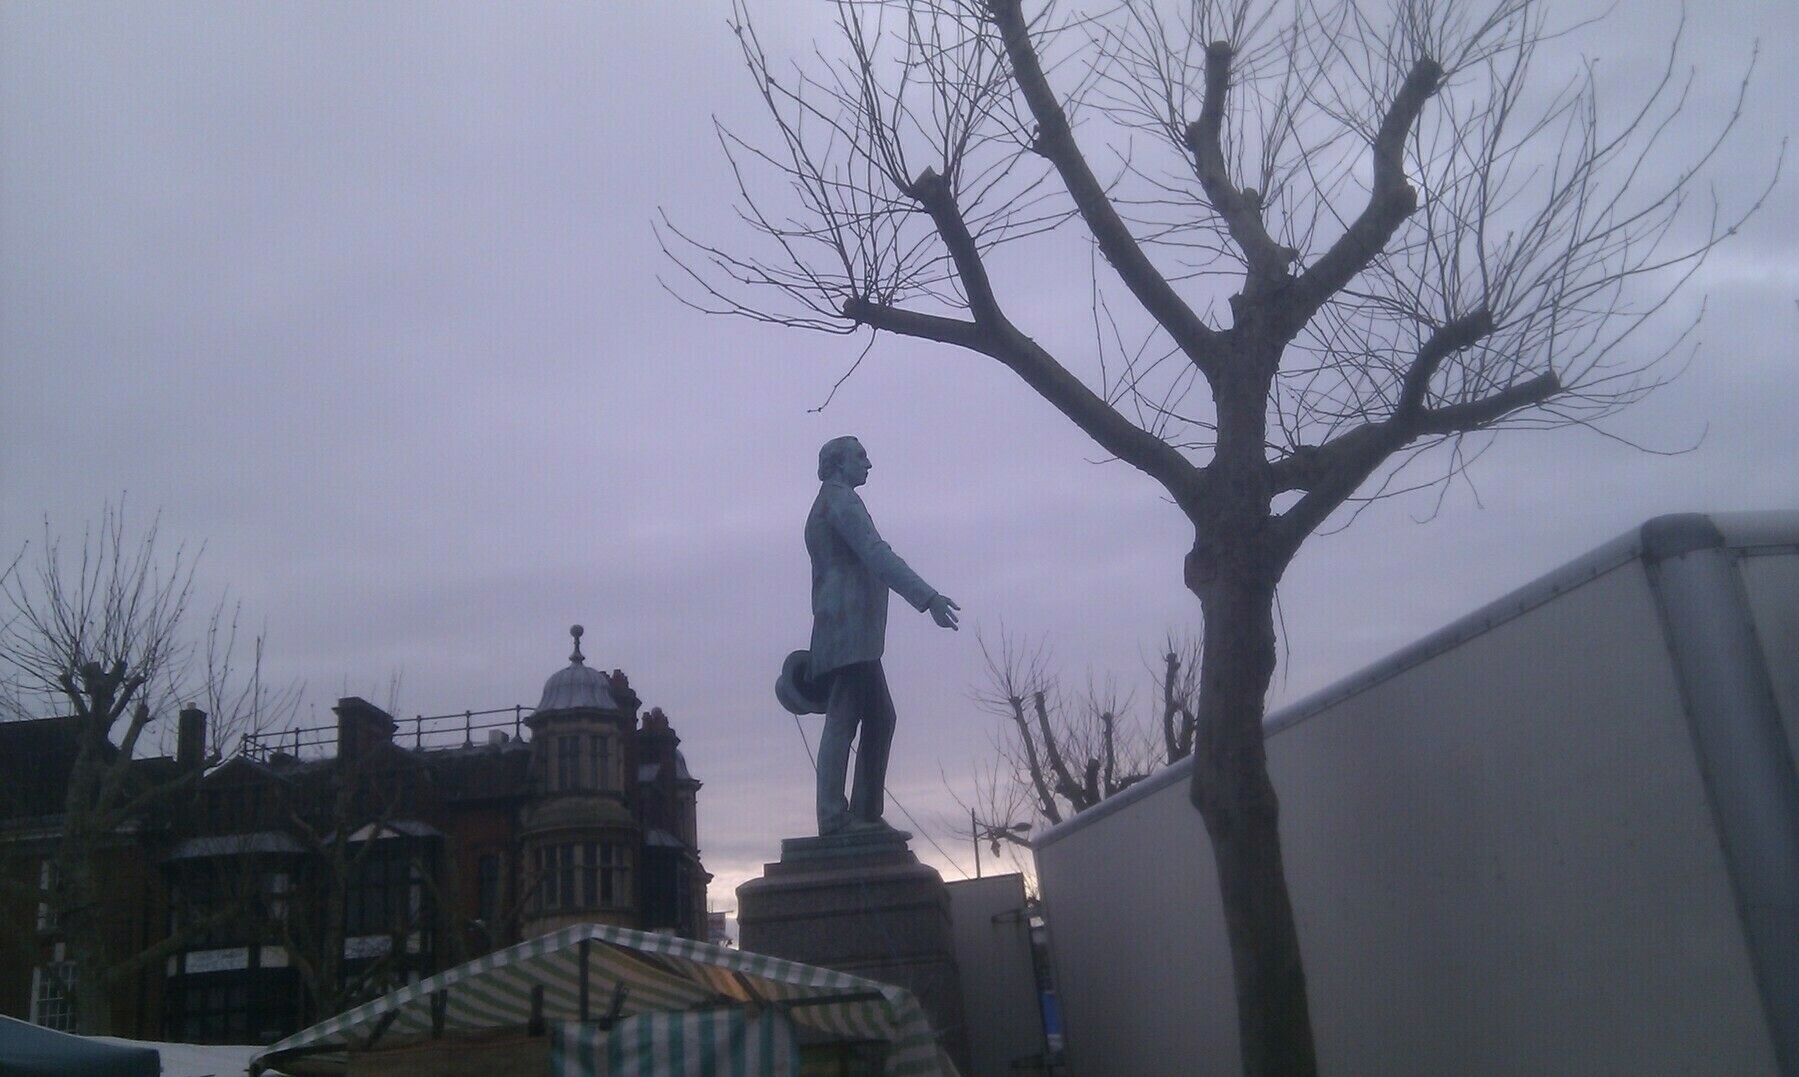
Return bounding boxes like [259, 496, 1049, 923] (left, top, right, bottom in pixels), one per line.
[827, 487, 938, 611]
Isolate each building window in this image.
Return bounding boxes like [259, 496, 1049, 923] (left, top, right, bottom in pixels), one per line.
[345, 854, 393, 935]
[555, 735, 580, 791]
[533, 848, 550, 909]
[597, 843, 626, 907]
[181, 977, 248, 1041]
[548, 732, 622, 793]
[346, 849, 427, 937]
[36, 860, 58, 933]
[560, 844, 578, 908]
[580, 843, 600, 907]
[31, 962, 75, 1031]
[263, 872, 290, 926]
[534, 842, 630, 913]
[589, 734, 614, 791]
[167, 968, 287, 1043]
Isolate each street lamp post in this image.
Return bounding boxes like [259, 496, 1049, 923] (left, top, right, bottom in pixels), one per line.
[972, 808, 1032, 879]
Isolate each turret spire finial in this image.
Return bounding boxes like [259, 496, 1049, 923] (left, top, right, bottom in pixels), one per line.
[569, 624, 585, 664]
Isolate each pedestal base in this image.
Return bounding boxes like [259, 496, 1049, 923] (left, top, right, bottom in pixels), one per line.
[737, 836, 968, 1072]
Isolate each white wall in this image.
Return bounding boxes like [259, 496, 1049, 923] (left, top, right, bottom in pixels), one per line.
[948, 874, 1048, 1077]
[1037, 532, 1786, 1075]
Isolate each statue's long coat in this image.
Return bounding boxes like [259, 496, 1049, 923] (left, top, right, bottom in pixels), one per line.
[806, 479, 937, 678]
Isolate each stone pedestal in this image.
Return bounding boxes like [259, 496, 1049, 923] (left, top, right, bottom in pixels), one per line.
[737, 832, 968, 1071]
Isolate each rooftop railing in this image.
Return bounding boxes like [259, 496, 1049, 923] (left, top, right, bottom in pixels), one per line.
[241, 705, 534, 763]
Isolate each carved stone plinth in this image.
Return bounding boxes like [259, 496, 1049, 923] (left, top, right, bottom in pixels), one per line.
[737, 835, 968, 1072]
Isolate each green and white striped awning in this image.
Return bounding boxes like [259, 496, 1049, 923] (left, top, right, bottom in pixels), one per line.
[552, 1008, 796, 1076]
[250, 923, 952, 1076]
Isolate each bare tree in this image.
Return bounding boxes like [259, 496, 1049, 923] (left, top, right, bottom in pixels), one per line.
[668, 1, 1775, 1070]
[972, 631, 1196, 834]
[0, 504, 292, 1034]
[958, 631, 1198, 885]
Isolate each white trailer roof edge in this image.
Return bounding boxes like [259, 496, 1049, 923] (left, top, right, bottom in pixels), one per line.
[1034, 509, 1799, 855]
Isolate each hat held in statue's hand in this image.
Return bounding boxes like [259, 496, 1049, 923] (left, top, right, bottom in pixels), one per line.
[775, 649, 828, 715]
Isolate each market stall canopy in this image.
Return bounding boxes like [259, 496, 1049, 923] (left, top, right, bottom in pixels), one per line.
[250, 923, 952, 1076]
[0, 1015, 161, 1077]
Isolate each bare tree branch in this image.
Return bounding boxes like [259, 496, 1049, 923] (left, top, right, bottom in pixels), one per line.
[975, 628, 1199, 832]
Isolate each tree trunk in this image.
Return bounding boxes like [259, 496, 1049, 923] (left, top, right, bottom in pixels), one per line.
[1187, 545, 1316, 1076]
[59, 830, 116, 1035]
[65, 868, 115, 1036]
[59, 739, 116, 1036]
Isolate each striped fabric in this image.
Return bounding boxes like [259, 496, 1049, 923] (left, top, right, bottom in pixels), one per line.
[550, 1010, 797, 1077]
[249, 923, 952, 1076]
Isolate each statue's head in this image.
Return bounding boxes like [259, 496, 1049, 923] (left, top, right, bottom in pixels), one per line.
[818, 436, 868, 483]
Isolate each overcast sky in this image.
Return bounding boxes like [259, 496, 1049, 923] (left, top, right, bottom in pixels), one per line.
[3, 1, 1794, 913]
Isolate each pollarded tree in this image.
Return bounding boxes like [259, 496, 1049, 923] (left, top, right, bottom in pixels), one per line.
[0, 504, 292, 1034]
[958, 632, 1199, 884]
[971, 631, 1198, 833]
[665, 1, 1775, 1071]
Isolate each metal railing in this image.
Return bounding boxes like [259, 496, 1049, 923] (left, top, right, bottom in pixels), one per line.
[241, 705, 535, 763]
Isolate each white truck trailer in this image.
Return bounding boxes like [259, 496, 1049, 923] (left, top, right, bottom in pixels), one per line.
[1034, 512, 1799, 1075]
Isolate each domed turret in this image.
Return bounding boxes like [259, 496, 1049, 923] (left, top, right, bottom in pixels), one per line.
[521, 624, 641, 938]
[536, 625, 617, 712]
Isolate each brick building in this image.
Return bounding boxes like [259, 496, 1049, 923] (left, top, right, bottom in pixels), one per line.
[0, 627, 708, 1043]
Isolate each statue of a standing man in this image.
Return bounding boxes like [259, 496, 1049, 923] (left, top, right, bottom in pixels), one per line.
[788, 435, 960, 838]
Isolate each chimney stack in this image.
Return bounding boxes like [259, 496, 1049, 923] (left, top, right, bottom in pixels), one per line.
[334, 697, 397, 761]
[638, 706, 679, 774]
[177, 706, 207, 771]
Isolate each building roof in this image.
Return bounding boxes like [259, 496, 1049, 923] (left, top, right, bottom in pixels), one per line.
[523, 794, 638, 833]
[534, 625, 618, 712]
[639, 751, 696, 786]
[0, 716, 83, 819]
[0, 715, 181, 823]
[643, 827, 687, 849]
[333, 820, 445, 843]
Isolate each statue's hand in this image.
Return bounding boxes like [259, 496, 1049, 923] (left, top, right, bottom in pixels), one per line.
[928, 594, 961, 630]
